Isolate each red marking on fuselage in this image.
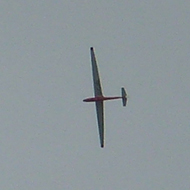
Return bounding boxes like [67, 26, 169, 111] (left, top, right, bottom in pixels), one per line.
[83, 96, 121, 102]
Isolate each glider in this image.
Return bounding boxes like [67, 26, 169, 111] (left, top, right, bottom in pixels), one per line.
[83, 47, 127, 148]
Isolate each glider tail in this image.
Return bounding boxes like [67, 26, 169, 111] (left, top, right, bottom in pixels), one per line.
[121, 87, 127, 106]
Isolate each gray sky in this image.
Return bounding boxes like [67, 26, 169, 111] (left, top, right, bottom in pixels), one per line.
[0, 1, 189, 189]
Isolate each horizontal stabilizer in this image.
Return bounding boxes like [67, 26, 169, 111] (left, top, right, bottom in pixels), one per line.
[121, 87, 127, 106]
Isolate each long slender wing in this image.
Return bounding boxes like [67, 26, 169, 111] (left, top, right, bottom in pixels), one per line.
[90, 47, 103, 96]
[95, 101, 104, 148]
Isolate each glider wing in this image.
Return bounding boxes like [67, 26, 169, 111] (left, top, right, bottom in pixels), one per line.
[90, 47, 103, 96]
[90, 47, 104, 147]
[95, 101, 104, 147]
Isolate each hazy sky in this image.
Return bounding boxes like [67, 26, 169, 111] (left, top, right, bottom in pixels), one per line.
[0, 1, 189, 189]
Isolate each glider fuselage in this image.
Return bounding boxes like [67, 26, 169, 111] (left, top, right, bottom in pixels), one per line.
[83, 96, 121, 102]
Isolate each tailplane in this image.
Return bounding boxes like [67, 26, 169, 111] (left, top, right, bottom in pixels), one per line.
[121, 87, 127, 106]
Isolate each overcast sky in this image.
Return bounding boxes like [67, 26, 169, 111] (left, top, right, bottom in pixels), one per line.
[0, 1, 190, 189]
